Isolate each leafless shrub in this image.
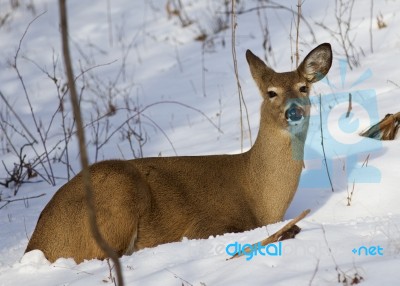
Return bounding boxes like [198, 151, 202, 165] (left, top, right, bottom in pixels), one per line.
[316, 0, 360, 70]
[230, 1, 317, 43]
[231, 0, 252, 151]
[8, 12, 57, 186]
[119, 96, 147, 159]
[0, 144, 37, 195]
[0, 1, 223, 204]
[255, 1, 275, 65]
[322, 225, 364, 286]
[22, 52, 77, 180]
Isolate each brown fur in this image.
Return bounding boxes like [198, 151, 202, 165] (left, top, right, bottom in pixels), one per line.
[25, 43, 332, 263]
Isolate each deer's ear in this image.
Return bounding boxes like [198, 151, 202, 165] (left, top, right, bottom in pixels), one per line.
[246, 50, 274, 82]
[298, 43, 332, 83]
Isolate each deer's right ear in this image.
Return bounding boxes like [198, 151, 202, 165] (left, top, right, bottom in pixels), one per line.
[298, 43, 332, 83]
[246, 50, 272, 82]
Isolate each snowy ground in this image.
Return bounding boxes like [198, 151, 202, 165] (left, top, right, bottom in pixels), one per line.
[0, 0, 399, 285]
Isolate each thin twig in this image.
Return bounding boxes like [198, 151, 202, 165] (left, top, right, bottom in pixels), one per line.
[12, 11, 56, 186]
[387, 80, 400, 89]
[0, 112, 19, 155]
[346, 180, 355, 206]
[369, 0, 374, 53]
[295, 0, 302, 67]
[135, 101, 224, 133]
[0, 193, 45, 210]
[0, 91, 37, 144]
[255, 1, 271, 65]
[345, 93, 352, 118]
[58, 1, 124, 286]
[231, 0, 252, 151]
[164, 268, 194, 286]
[321, 224, 363, 284]
[140, 114, 178, 156]
[228, 209, 310, 259]
[319, 94, 334, 192]
[86, 100, 223, 155]
[316, 0, 358, 70]
[361, 154, 370, 167]
[321, 224, 339, 268]
[225, 2, 317, 42]
[309, 258, 320, 286]
[106, 258, 117, 286]
[82, 100, 223, 134]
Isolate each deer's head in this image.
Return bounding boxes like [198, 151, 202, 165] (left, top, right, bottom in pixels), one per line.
[246, 43, 332, 142]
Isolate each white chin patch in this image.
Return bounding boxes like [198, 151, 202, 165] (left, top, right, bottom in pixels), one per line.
[287, 116, 304, 126]
[288, 119, 305, 134]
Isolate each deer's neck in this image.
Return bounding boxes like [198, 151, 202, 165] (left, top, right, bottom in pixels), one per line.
[244, 103, 308, 224]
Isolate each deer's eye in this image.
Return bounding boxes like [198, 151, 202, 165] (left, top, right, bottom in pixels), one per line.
[299, 86, 308, 93]
[267, 91, 278, 98]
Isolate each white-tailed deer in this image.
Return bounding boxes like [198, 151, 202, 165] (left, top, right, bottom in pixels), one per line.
[25, 43, 332, 263]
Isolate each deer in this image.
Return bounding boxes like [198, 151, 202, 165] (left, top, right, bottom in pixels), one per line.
[25, 43, 332, 263]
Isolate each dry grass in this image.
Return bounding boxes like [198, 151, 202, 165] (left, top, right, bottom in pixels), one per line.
[361, 112, 400, 140]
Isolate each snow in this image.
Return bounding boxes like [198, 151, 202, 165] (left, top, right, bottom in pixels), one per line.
[1, 0, 400, 285]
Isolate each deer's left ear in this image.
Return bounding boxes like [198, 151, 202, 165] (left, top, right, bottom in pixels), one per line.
[298, 43, 332, 83]
[246, 49, 275, 81]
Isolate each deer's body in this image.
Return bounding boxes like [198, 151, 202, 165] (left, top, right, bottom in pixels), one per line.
[25, 44, 332, 263]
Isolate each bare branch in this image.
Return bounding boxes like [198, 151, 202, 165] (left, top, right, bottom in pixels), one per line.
[11, 11, 56, 186]
[295, 0, 303, 67]
[231, 0, 252, 151]
[224, 2, 317, 43]
[228, 209, 310, 260]
[0, 91, 37, 144]
[58, 1, 124, 285]
[369, 0, 374, 53]
[345, 93, 352, 118]
[308, 258, 320, 286]
[0, 193, 45, 210]
[319, 94, 334, 192]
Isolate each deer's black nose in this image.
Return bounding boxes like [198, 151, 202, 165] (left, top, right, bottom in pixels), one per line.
[285, 105, 304, 122]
